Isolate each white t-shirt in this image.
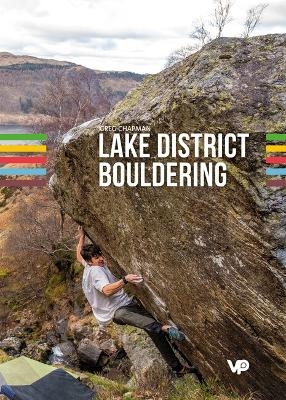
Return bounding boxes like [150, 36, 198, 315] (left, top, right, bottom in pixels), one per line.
[81, 260, 132, 325]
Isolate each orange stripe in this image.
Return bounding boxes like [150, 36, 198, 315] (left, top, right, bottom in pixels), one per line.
[266, 145, 286, 153]
[0, 145, 46, 152]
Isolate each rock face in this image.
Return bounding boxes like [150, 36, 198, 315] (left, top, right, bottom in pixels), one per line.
[118, 326, 169, 388]
[51, 34, 286, 399]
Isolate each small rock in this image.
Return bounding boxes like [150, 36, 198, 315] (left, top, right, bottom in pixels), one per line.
[0, 337, 24, 356]
[78, 338, 102, 369]
[123, 392, 134, 399]
[98, 338, 117, 355]
[56, 318, 68, 340]
[21, 341, 50, 362]
[45, 331, 60, 347]
[50, 341, 78, 367]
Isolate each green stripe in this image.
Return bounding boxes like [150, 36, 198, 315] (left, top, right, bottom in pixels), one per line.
[0, 133, 47, 140]
[266, 133, 286, 142]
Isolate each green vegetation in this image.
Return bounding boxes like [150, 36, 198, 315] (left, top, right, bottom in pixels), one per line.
[97, 71, 145, 81]
[167, 376, 252, 400]
[0, 350, 11, 364]
[0, 267, 10, 279]
[0, 187, 16, 207]
[84, 373, 252, 400]
[5, 296, 21, 311]
[52, 240, 76, 279]
[87, 373, 131, 398]
[45, 274, 67, 304]
[0, 63, 71, 71]
[224, 162, 249, 190]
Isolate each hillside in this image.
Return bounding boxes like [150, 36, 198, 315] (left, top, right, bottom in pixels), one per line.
[0, 52, 144, 123]
[0, 52, 74, 67]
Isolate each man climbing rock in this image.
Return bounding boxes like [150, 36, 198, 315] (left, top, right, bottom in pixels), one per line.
[76, 226, 193, 377]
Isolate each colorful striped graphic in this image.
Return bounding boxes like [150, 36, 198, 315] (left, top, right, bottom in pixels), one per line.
[0, 134, 47, 141]
[266, 179, 286, 188]
[0, 156, 47, 164]
[0, 179, 47, 187]
[266, 133, 286, 188]
[266, 168, 286, 176]
[0, 168, 46, 176]
[0, 145, 46, 152]
[0, 133, 47, 187]
[266, 145, 286, 153]
[266, 156, 286, 164]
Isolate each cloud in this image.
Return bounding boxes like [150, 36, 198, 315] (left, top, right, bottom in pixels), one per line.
[260, 1, 286, 28]
[20, 22, 170, 42]
[0, 0, 285, 73]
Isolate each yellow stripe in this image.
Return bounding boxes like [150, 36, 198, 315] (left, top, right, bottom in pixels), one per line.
[266, 145, 286, 153]
[0, 145, 46, 153]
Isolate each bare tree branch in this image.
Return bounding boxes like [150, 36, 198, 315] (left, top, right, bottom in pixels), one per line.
[165, 45, 196, 68]
[32, 68, 97, 142]
[190, 20, 212, 48]
[242, 3, 268, 38]
[212, 0, 233, 38]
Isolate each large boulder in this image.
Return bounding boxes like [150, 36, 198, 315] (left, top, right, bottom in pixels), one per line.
[51, 34, 286, 399]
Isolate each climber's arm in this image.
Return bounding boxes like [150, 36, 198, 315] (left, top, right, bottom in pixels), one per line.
[102, 274, 143, 297]
[76, 226, 85, 264]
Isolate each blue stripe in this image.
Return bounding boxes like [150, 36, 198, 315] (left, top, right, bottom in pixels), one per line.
[266, 168, 286, 176]
[0, 168, 46, 176]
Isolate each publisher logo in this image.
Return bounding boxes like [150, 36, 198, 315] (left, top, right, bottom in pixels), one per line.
[227, 359, 249, 375]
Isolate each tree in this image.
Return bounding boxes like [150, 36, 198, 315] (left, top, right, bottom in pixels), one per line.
[166, 0, 232, 67]
[242, 3, 268, 38]
[33, 68, 97, 142]
[6, 190, 78, 278]
[19, 97, 33, 114]
[212, 0, 233, 38]
[189, 20, 212, 49]
[165, 45, 196, 68]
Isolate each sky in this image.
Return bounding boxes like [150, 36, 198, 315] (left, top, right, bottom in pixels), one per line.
[0, 0, 285, 74]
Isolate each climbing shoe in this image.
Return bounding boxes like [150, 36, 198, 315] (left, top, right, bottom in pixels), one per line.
[173, 365, 198, 378]
[167, 326, 186, 341]
[171, 366, 204, 383]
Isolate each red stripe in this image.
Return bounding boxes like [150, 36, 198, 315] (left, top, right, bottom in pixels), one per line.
[265, 157, 286, 164]
[0, 156, 47, 164]
[266, 179, 286, 187]
[0, 179, 47, 187]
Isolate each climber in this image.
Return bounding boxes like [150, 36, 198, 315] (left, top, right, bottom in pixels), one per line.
[76, 226, 194, 377]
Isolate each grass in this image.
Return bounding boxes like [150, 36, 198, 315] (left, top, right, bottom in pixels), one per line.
[0, 350, 12, 364]
[84, 373, 253, 400]
[167, 376, 253, 400]
[45, 273, 67, 304]
[85, 372, 132, 399]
